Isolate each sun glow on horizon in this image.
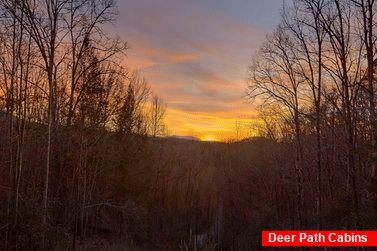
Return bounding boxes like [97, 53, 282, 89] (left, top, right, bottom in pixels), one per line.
[164, 107, 259, 142]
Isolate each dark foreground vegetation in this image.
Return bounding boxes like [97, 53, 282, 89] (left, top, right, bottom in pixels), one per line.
[2, 117, 377, 250]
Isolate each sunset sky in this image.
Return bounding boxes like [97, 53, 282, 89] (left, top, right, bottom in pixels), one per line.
[114, 0, 286, 141]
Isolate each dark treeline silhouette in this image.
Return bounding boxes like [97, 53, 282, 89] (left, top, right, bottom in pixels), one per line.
[2, 0, 377, 250]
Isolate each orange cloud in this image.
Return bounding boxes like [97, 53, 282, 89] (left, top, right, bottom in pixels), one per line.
[126, 36, 201, 68]
[124, 53, 157, 69]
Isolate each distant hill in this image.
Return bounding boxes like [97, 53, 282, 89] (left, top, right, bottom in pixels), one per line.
[170, 135, 200, 141]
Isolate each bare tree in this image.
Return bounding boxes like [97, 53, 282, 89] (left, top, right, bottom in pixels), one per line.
[282, 0, 327, 228]
[0, 3, 37, 248]
[319, 0, 364, 212]
[0, 3, 19, 248]
[149, 95, 167, 137]
[2, 0, 67, 234]
[248, 24, 306, 227]
[350, 0, 377, 178]
[63, 0, 127, 127]
[234, 120, 242, 141]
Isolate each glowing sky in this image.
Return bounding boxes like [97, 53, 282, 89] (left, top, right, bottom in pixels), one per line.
[115, 0, 286, 141]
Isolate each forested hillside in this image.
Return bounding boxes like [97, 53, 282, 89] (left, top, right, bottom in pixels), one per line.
[2, 119, 377, 250]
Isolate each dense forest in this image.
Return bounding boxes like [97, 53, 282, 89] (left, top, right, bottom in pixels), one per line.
[2, 0, 377, 250]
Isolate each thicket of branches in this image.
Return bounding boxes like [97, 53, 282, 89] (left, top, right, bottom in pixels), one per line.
[248, 0, 377, 230]
[0, 0, 167, 249]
